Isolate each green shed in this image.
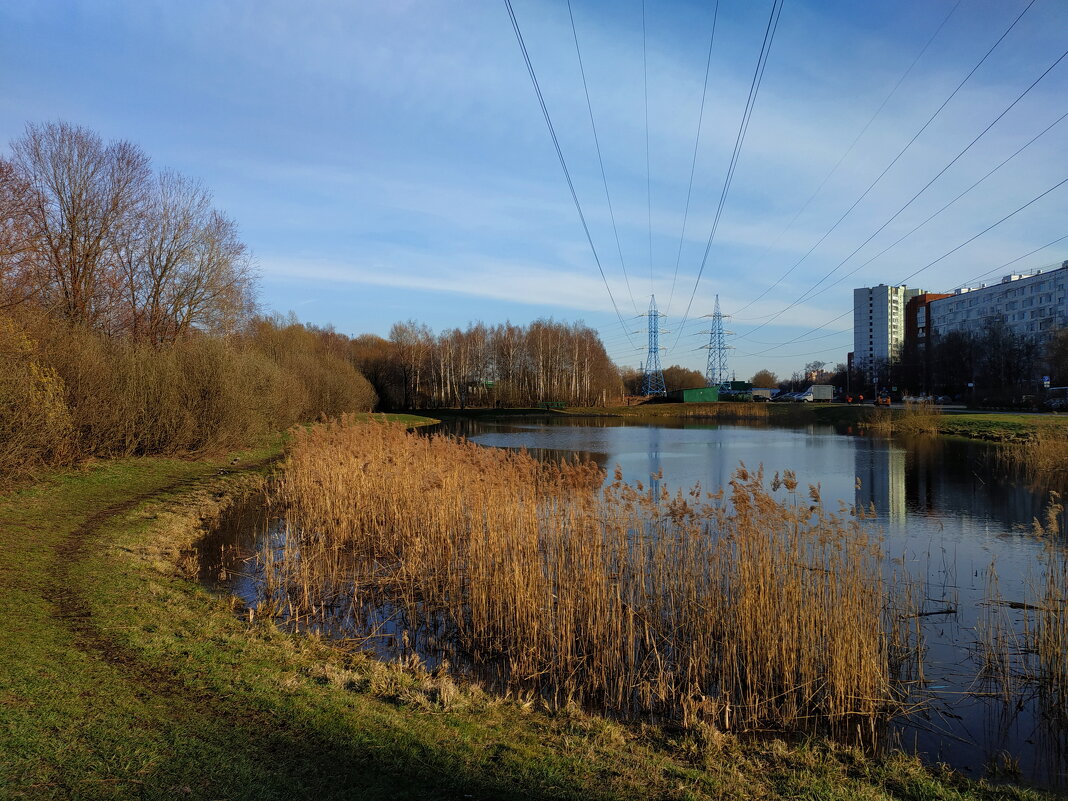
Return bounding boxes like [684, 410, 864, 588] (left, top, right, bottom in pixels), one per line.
[666, 386, 720, 403]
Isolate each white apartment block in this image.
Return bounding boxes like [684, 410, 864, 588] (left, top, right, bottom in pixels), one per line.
[853, 284, 922, 378]
[929, 262, 1068, 343]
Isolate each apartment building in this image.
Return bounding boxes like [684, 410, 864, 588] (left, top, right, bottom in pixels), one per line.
[928, 262, 1068, 344]
[853, 284, 924, 380]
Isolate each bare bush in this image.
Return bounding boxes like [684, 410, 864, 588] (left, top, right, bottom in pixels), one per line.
[0, 317, 72, 481]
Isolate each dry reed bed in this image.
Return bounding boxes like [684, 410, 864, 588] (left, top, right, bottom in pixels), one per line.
[266, 416, 918, 736]
[632, 402, 771, 420]
[1011, 430, 1068, 476]
[974, 495, 1067, 730]
[866, 401, 943, 435]
[1034, 495, 1067, 726]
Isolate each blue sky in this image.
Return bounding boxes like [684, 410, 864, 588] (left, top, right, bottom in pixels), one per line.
[2, 0, 1066, 380]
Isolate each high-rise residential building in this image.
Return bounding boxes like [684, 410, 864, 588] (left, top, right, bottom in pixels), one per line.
[853, 284, 924, 382]
[928, 262, 1068, 345]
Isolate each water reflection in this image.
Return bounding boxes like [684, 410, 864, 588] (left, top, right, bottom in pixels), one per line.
[855, 437, 907, 522]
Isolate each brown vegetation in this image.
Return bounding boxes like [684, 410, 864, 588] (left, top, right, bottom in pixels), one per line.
[867, 400, 942, 435]
[0, 312, 377, 482]
[620, 363, 705, 395]
[266, 418, 919, 737]
[0, 120, 384, 484]
[1034, 495, 1067, 726]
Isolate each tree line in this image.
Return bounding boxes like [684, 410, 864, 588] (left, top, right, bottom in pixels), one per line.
[352, 319, 622, 409]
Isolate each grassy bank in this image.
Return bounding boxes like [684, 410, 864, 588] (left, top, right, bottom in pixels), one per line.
[0, 424, 1056, 799]
[560, 401, 1068, 443]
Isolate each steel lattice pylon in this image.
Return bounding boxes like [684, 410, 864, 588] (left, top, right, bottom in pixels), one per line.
[641, 295, 666, 396]
[704, 294, 733, 387]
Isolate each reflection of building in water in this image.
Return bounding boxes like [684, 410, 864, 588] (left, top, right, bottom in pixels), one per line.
[901, 436, 1049, 525]
[855, 441, 907, 522]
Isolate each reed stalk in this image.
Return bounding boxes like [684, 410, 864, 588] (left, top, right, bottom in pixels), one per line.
[265, 416, 919, 736]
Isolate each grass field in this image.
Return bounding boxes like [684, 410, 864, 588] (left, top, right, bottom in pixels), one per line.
[0, 419, 1059, 800]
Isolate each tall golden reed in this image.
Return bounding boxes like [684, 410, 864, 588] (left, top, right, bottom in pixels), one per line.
[1034, 494, 1067, 725]
[267, 416, 917, 735]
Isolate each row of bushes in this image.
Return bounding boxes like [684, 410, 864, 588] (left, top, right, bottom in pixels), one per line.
[0, 312, 377, 483]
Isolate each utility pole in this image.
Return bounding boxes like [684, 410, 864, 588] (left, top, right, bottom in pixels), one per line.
[641, 295, 666, 396]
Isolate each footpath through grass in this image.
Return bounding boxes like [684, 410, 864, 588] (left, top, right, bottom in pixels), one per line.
[0, 422, 1059, 800]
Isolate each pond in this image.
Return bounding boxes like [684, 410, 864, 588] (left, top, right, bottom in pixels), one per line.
[198, 415, 1068, 791]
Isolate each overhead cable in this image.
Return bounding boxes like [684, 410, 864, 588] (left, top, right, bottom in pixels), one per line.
[567, 0, 640, 315]
[729, 0, 1038, 341]
[504, 0, 637, 350]
[665, 0, 720, 318]
[669, 0, 785, 352]
[737, 37, 1068, 340]
[730, 0, 962, 317]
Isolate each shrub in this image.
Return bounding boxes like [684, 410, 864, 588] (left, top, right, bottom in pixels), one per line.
[0, 318, 72, 480]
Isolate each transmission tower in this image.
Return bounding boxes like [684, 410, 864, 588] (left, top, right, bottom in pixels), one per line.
[704, 294, 733, 387]
[641, 295, 666, 396]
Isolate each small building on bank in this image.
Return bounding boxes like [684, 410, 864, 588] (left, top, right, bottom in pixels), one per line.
[666, 386, 720, 403]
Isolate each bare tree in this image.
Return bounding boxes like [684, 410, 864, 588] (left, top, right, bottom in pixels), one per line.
[0, 157, 43, 309]
[9, 121, 151, 328]
[114, 170, 256, 343]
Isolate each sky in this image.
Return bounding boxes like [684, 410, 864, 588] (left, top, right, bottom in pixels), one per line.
[2, 0, 1066, 381]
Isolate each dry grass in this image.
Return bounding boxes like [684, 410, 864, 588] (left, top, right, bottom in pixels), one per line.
[1013, 430, 1068, 476]
[623, 401, 771, 420]
[867, 400, 942, 435]
[972, 494, 1067, 733]
[0, 312, 378, 482]
[1033, 494, 1067, 726]
[264, 416, 919, 738]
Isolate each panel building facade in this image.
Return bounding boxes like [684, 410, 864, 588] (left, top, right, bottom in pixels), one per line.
[853, 284, 924, 382]
[928, 262, 1068, 345]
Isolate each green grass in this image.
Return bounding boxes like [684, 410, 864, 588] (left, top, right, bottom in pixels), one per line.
[0, 420, 1058, 800]
[932, 413, 1068, 442]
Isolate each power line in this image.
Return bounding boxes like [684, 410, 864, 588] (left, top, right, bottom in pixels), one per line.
[665, 0, 719, 319]
[777, 104, 1068, 310]
[736, 36, 1068, 341]
[730, 0, 962, 318]
[669, 0, 784, 353]
[897, 174, 1068, 286]
[503, 0, 636, 350]
[949, 235, 1068, 290]
[728, 0, 1038, 341]
[643, 0, 653, 292]
[738, 176, 1068, 359]
[567, 0, 639, 316]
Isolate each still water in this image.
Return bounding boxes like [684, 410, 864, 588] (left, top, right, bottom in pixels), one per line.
[200, 415, 1067, 790]
[432, 415, 1068, 790]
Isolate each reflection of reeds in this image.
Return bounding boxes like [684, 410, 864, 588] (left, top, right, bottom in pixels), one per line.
[266, 416, 918, 736]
